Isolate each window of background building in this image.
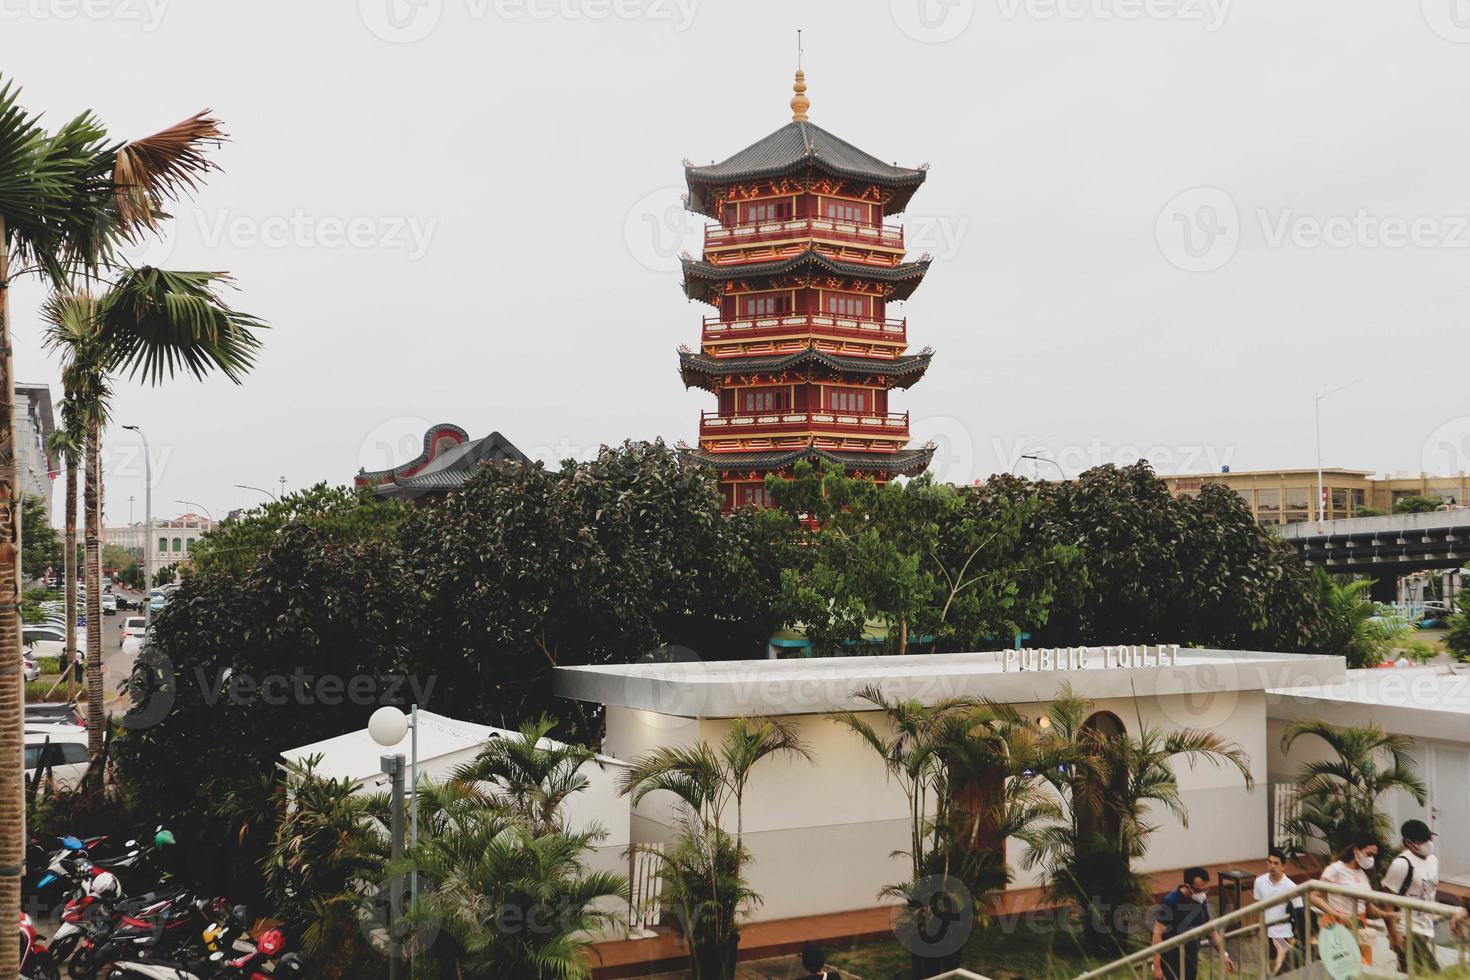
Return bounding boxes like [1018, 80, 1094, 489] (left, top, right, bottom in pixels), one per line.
[1351, 488, 1365, 513]
[1331, 488, 1349, 518]
[736, 484, 773, 508]
[826, 387, 869, 413]
[738, 388, 787, 413]
[172, 537, 182, 553]
[1284, 487, 1310, 523]
[742, 294, 789, 317]
[822, 200, 865, 224]
[158, 537, 167, 553]
[743, 201, 791, 224]
[1256, 489, 1281, 524]
[824, 293, 867, 318]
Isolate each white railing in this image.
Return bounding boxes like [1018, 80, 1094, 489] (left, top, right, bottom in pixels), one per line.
[705, 217, 904, 249]
[1272, 781, 1302, 853]
[626, 842, 665, 939]
[702, 313, 907, 343]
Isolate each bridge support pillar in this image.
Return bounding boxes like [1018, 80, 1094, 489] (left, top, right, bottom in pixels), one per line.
[1369, 575, 1398, 604]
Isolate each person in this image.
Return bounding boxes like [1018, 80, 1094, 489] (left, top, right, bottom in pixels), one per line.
[1253, 848, 1304, 975]
[1312, 833, 1401, 963]
[72, 649, 83, 685]
[1152, 867, 1234, 980]
[1382, 819, 1444, 973]
[796, 942, 841, 979]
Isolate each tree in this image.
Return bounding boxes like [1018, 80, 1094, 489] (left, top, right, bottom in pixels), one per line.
[1026, 685, 1253, 956]
[1447, 609, 1470, 663]
[620, 718, 810, 979]
[1281, 718, 1426, 858]
[47, 421, 81, 704]
[451, 714, 596, 837]
[20, 493, 60, 580]
[1313, 570, 1415, 668]
[402, 441, 781, 742]
[1394, 495, 1443, 515]
[766, 464, 1079, 654]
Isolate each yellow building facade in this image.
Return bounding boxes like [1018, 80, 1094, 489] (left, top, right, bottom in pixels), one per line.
[1162, 468, 1470, 525]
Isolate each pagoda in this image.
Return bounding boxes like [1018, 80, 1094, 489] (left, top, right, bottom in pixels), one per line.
[678, 70, 936, 508]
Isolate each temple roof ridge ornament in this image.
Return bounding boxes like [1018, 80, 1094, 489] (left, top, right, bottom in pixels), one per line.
[791, 69, 810, 123]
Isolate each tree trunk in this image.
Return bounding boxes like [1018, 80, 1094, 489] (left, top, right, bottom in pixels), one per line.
[899, 618, 909, 656]
[64, 454, 76, 702]
[0, 213, 25, 979]
[84, 419, 104, 757]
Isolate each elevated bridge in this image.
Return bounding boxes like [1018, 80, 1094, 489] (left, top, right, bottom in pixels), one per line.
[1276, 510, 1469, 585]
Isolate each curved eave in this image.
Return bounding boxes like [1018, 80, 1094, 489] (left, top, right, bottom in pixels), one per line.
[685, 164, 925, 220]
[680, 251, 931, 306]
[678, 347, 932, 392]
[687, 444, 936, 478]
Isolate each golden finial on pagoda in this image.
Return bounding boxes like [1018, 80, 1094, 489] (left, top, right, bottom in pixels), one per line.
[791, 70, 810, 122]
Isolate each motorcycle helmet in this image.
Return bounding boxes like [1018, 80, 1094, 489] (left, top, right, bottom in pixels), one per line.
[87, 869, 122, 900]
[274, 952, 306, 976]
[154, 829, 176, 848]
[203, 920, 228, 952]
[257, 928, 284, 957]
[60, 835, 85, 851]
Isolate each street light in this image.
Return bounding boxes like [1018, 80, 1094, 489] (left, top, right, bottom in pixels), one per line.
[1314, 379, 1360, 523]
[369, 704, 420, 979]
[1012, 452, 1066, 480]
[121, 425, 151, 623]
[233, 483, 277, 503]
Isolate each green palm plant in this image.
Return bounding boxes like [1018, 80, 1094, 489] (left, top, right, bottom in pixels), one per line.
[620, 717, 811, 980]
[44, 418, 81, 702]
[1026, 686, 1254, 956]
[1280, 718, 1426, 857]
[1314, 569, 1415, 668]
[451, 714, 597, 836]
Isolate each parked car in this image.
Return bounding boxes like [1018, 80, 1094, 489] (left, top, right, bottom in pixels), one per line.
[120, 616, 147, 642]
[21, 625, 85, 660]
[101, 594, 117, 616]
[22, 655, 38, 683]
[24, 703, 84, 727]
[23, 726, 89, 788]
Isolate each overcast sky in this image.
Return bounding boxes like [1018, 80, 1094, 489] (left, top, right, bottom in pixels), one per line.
[4, 0, 1469, 525]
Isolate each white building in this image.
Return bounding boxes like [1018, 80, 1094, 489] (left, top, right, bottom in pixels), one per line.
[14, 383, 56, 513]
[104, 513, 212, 584]
[556, 646, 1345, 924]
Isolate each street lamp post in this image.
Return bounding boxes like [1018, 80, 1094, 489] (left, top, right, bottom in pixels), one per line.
[1012, 452, 1066, 480]
[1314, 380, 1360, 523]
[121, 425, 151, 623]
[233, 484, 277, 503]
[369, 705, 420, 977]
[174, 500, 213, 525]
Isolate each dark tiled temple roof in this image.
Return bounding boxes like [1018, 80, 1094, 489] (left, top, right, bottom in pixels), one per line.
[685, 122, 926, 218]
[370, 430, 530, 502]
[688, 443, 935, 477]
[679, 346, 932, 391]
[681, 250, 930, 305]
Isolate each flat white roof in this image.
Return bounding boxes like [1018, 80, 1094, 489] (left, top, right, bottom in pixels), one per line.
[556, 647, 1346, 718]
[1268, 666, 1470, 742]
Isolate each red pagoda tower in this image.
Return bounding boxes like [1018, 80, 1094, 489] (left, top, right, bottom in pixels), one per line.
[679, 71, 936, 508]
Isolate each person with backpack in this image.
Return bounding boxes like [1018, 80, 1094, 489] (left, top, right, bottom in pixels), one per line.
[796, 942, 841, 979]
[1382, 819, 1441, 973]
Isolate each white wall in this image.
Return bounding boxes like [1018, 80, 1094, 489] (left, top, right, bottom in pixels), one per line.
[608, 690, 1269, 923]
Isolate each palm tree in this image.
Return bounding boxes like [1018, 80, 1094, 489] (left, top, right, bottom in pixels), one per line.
[450, 714, 597, 836]
[1026, 685, 1254, 956]
[620, 717, 810, 980]
[1314, 569, 1416, 668]
[1281, 718, 1426, 857]
[45, 419, 80, 701]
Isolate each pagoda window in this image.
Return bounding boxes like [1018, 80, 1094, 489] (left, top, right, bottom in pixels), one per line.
[739, 388, 788, 413]
[822, 199, 867, 224]
[736, 484, 774, 509]
[825, 387, 870, 414]
[824, 293, 869, 318]
[741, 201, 792, 225]
[741, 294, 790, 317]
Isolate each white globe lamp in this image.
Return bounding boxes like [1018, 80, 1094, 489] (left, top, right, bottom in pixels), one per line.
[369, 705, 409, 747]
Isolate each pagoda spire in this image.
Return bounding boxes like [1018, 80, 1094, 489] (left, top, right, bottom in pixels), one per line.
[791, 70, 809, 123]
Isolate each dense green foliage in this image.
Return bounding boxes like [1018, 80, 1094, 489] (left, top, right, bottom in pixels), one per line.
[21, 494, 61, 580]
[1448, 609, 1470, 662]
[1394, 495, 1444, 515]
[1312, 570, 1415, 668]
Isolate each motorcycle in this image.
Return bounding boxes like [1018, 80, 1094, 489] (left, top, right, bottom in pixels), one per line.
[67, 891, 223, 980]
[21, 911, 61, 980]
[104, 917, 305, 980]
[50, 860, 125, 964]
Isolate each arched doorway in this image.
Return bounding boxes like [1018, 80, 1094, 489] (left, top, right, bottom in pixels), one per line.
[1079, 711, 1126, 840]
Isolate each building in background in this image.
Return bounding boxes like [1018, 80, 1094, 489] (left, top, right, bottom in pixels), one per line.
[14, 383, 57, 513]
[679, 72, 936, 509]
[1162, 467, 1470, 525]
[105, 513, 213, 584]
[354, 422, 529, 504]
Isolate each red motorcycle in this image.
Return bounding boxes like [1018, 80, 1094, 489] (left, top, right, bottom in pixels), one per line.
[21, 911, 61, 980]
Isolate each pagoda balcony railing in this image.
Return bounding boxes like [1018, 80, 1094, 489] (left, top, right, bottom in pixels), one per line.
[702, 313, 907, 346]
[704, 218, 904, 252]
[700, 410, 910, 439]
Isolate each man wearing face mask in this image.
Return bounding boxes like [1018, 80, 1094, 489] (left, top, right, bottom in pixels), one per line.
[1383, 820, 1441, 972]
[1151, 868, 1234, 980]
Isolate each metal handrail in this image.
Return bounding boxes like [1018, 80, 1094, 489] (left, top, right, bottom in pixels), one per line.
[1076, 878, 1469, 979]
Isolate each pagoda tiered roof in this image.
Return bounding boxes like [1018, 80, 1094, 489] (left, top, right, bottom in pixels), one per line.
[679, 345, 932, 391]
[680, 249, 931, 305]
[685, 120, 927, 219]
[688, 443, 936, 477]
